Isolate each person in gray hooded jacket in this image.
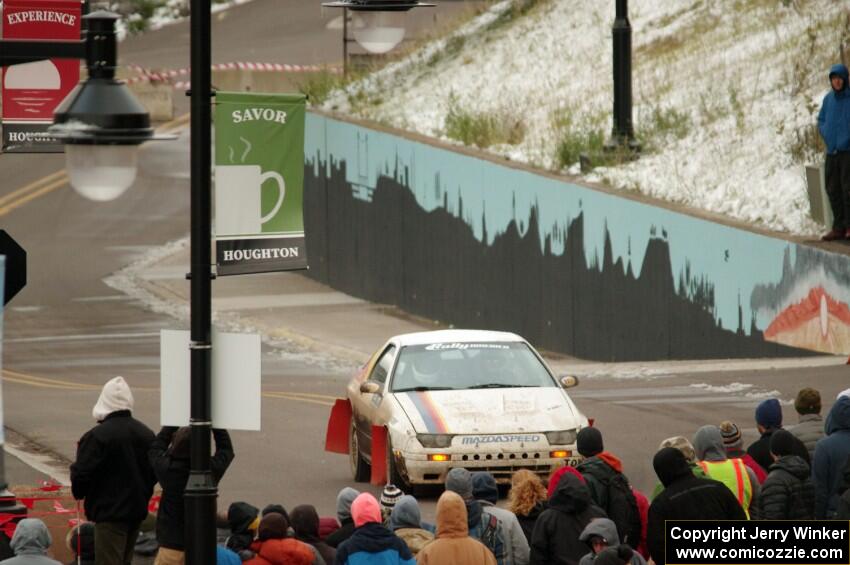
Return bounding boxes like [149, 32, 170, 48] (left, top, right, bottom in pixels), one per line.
[388, 495, 433, 556]
[693, 425, 761, 516]
[1, 519, 61, 565]
[578, 518, 645, 565]
[325, 487, 359, 548]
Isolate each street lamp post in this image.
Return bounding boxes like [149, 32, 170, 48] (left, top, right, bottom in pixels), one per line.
[183, 0, 217, 562]
[606, 0, 639, 152]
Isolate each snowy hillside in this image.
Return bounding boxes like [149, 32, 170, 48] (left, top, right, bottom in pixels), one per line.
[323, 0, 850, 236]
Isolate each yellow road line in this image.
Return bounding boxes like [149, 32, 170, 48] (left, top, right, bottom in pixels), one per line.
[0, 112, 192, 218]
[3, 368, 337, 407]
[0, 175, 70, 218]
[0, 170, 66, 208]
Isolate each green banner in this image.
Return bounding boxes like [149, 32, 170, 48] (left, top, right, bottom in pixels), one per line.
[214, 92, 307, 275]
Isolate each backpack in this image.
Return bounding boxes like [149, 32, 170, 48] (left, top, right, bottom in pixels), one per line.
[471, 512, 507, 565]
[603, 472, 643, 549]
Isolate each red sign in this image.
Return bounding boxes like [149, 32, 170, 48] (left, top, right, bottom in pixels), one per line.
[2, 0, 82, 152]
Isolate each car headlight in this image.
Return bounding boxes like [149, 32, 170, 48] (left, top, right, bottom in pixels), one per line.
[417, 433, 454, 448]
[545, 429, 577, 446]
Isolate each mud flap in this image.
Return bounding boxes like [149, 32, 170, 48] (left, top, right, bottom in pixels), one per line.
[324, 398, 352, 454]
[370, 425, 387, 485]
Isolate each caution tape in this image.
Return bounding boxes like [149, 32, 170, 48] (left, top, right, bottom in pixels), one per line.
[125, 61, 341, 86]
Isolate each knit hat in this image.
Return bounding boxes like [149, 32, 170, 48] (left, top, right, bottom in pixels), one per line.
[654, 447, 692, 487]
[445, 468, 474, 499]
[718, 421, 743, 451]
[471, 472, 499, 505]
[380, 484, 404, 513]
[351, 493, 382, 527]
[658, 436, 696, 463]
[262, 504, 289, 525]
[92, 376, 134, 421]
[257, 512, 288, 541]
[755, 398, 782, 429]
[794, 388, 821, 415]
[576, 427, 604, 457]
[770, 429, 796, 457]
[336, 487, 360, 522]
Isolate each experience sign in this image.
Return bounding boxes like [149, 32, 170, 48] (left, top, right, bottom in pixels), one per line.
[2, 0, 82, 153]
[214, 92, 308, 275]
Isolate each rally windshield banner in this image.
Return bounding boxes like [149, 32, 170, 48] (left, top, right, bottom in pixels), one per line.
[214, 92, 307, 275]
[2, 0, 82, 153]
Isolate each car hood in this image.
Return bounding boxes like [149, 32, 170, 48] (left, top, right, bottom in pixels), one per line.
[394, 388, 580, 435]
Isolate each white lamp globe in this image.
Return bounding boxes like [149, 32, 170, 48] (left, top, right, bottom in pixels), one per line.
[65, 144, 139, 202]
[352, 11, 406, 54]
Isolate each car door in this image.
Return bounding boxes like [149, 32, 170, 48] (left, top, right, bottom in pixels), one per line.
[354, 344, 396, 462]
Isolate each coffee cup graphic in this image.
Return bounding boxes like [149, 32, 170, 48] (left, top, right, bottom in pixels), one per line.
[215, 165, 286, 236]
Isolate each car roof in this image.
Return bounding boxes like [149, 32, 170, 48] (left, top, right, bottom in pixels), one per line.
[390, 329, 526, 347]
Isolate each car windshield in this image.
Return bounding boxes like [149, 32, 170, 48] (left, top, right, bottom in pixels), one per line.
[391, 341, 557, 392]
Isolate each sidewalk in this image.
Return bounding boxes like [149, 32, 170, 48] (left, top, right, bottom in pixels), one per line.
[113, 239, 438, 368]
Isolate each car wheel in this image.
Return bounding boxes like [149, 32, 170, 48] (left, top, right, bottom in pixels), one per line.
[386, 438, 411, 492]
[350, 421, 370, 482]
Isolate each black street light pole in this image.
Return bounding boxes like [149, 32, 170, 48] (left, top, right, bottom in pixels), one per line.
[607, 0, 639, 151]
[184, 0, 217, 563]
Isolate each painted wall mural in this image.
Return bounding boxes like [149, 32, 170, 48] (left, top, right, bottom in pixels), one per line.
[303, 113, 850, 361]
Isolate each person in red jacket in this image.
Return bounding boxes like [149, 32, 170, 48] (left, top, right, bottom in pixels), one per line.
[244, 513, 316, 565]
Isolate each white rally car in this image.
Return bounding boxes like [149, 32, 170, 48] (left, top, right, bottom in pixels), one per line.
[325, 329, 588, 489]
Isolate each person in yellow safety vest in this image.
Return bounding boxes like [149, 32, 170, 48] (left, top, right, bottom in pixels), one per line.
[692, 425, 761, 518]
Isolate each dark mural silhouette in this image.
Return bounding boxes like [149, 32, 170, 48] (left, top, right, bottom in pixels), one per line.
[303, 154, 811, 361]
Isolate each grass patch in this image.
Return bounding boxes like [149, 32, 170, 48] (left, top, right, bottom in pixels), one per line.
[294, 69, 348, 106]
[444, 96, 526, 148]
[485, 0, 552, 33]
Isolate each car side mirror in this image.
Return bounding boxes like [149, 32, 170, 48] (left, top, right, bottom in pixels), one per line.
[559, 375, 579, 389]
[359, 381, 381, 394]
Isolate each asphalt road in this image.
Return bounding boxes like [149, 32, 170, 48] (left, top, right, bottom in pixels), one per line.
[0, 0, 849, 528]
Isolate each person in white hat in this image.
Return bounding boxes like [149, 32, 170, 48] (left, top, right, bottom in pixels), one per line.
[70, 377, 156, 565]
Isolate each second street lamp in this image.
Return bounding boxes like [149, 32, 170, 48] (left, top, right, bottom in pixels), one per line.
[323, 0, 435, 71]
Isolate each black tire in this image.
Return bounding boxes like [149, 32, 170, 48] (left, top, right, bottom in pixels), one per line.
[350, 421, 370, 482]
[387, 437, 411, 492]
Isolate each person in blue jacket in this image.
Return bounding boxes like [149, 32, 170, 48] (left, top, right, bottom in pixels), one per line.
[813, 394, 850, 517]
[335, 493, 415, 565]
[818, 63, 850, 241]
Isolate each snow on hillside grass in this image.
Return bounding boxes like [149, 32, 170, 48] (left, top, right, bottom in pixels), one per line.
[323, 0, 850, 237]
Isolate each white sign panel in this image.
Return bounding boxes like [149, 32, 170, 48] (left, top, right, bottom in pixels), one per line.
[161, 329, 261, 431]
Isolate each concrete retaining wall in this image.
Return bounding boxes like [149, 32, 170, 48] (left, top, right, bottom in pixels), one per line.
[303, 112, 850, 361]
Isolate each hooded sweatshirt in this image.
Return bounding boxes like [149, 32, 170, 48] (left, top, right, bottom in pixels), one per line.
[70, 378, 156, 525]
[416, 491, 497, 565]
[92, 376, 134, 422]
[576, 452, 640, 548]
[647, 448, 746, 565]
[692, 426, 760, 514]
[530, 473, 607, 565]
[387, 496, 433, 556]
[818, 63, 850, 154]
[4, 519, 61, 565]
[472, 472, 530, 565]
[578, 519, 646, 565]
[292, 505, 337, 565]
[813, 396, 850, 517]
[326, 488, 359, 548]
[335, 494, 415, 565]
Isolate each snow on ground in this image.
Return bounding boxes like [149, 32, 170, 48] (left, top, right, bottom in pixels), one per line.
[324, 0, 849, 236]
